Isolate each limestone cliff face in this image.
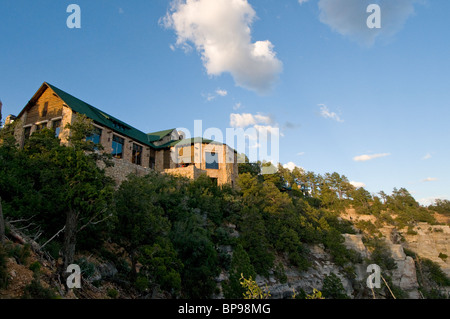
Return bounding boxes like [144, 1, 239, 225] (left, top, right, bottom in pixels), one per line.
[253, 234, 422, 299]
[400, 223, 450, 277]
[216, 213, 449, 299]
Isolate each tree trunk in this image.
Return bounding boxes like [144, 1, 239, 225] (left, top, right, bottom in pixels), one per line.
[0, 197, 5, 244]
[63, 208, 78, 270]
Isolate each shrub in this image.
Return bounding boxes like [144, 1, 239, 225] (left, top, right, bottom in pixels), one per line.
[75, 257, 96, 279]
[438, 253, 448, 261]
[322, 273, 348, 299]
[22, 273, 57, 299]
[29, 261, 41, 273]
[107, 288, 119, 299]
[6, 243, 31, 265]
[43, 241, 61, 260]
[135, 275, 149, 292]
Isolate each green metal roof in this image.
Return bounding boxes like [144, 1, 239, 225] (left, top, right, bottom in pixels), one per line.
[157, 137, 220, 149]
[147, 128, 176, 143]
[21, 82, 236, 152]
[45, 82, 173, 148]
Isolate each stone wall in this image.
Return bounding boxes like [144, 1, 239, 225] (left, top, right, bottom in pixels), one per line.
[99, 158, 151, 185]
[164, 166, 207, 181]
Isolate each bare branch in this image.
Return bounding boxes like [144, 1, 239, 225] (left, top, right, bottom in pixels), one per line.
[77, 209, 111, 233]
[41, 225, 66, 249]
[8, 215, 37, 224]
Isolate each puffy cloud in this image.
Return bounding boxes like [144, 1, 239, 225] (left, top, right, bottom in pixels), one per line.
[350, 181, 366, 188]
[319, 104, 343, 122]
[283, 162, 300, 171]
[163, 0, 283, 93]
[422, 153, 432, 160]
[422, 177, 438, 182]
[353, 153, 390, 162]
[317, 0, 421, 46]
[230, 113, 273, 128]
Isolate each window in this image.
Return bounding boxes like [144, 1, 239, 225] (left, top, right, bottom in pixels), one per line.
[210, 178, 218, 186]
[111, 135, 124, 159]
[86, 127, 102, 145]
[35, 123, 46, 132]
[24, 127, 31, 140]
[149, 149, 156, 169]
[52, 120, 62, 138]
[205, 152, 219, 170]
[132, 143, 143, 166]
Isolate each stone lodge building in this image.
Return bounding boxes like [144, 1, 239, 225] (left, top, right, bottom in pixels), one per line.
[10, 82, 238, 186]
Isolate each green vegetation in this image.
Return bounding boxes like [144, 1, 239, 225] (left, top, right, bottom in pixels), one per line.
[322, 273, 348, 299]
[0, 117, 448, 299]
[429, 199, 450, 217]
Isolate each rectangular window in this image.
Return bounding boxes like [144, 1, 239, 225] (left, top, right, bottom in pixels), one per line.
[24, 127, 31, 140]
[111, 135, 124, 159]
[132, 143, 143, 166]
[86, 127, 102, 145]
[149, 148, 156, 169]
[52, 120, 62, 138]
[35, 123, 46, 132]
[205, 152, 219, 170]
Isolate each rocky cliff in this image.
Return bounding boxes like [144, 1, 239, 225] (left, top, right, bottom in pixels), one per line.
[244, 211, 450, 299]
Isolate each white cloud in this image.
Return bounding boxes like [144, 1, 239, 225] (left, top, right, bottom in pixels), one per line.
[422, 153, 432, 160]
[353, 153, 390, 162]
[162, 0, 283, 93]
[203, 88, 228, 101]
[297, 152, 305, 156]
[118, 8, 124, 14]
[298, 0, 310, 4]
[216, 89, 228, 97]
[317, 0, 421, 46]
[350, 181, 366, 188]
[283, 162, 299, 171]
[422, 177, 438, 182]
[319, 104, 343, 122]
[230, 113, 272, 128]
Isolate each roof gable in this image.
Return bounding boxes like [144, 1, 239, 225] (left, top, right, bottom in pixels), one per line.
[147, 128, 176, 143]
[43, 82, 154, 147]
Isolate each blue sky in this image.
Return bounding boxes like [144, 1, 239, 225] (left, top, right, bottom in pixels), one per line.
[1, 0, 449, 205]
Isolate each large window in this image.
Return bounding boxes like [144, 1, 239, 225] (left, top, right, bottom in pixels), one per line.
[132, 143, 143, 166]
[205, 152, 219, 170]
[52, 119, 62, 138]
[149, 149, 156, 169]
[112, 135, 124, 159]
[86, 127, 102, 145]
